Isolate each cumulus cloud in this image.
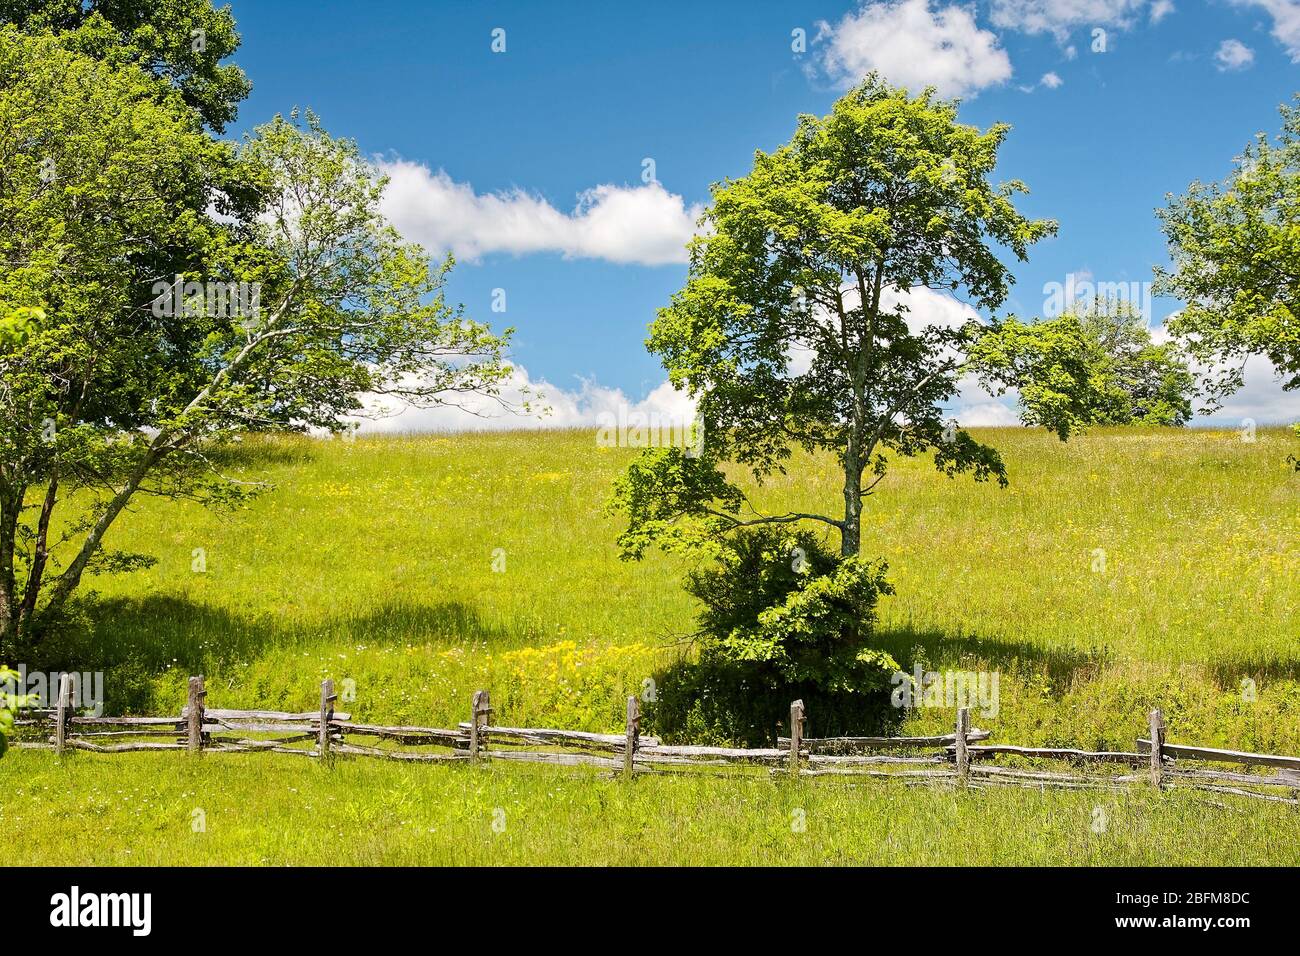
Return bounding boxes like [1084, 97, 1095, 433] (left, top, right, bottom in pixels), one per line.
[815, 0, 1013, 98]
[377, 159, 702, 266]
[1150, 0, 1175, 23]
[1231, 0, 1300, 61]
[989, 0, 1148, 39]
[345, 366, 696, 435]
[1040, 71, 1065, 88]
[954, 400, 1022, 426]
[837, 284, 1023, 423]
[1215, 37, 1256, 70]
[347, 304, 1297, 438]
[1207, 356, 1300, 424]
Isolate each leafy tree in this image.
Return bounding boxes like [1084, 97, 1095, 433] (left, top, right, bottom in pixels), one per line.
[1155, 98, 1300, 456]
[0, 0, 250, 130]
[0, 307, 42, 347]
[1052, 299, 1194, 426]
[612, 77, 1098, 569]
[0, 664, 31, 756]
[0, 26, 515, 652]
[0, 25, 226, 651]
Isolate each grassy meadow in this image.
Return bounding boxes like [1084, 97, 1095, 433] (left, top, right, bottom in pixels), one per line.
[4, 424, 1298, 864]
[6, 750, 1298, 866]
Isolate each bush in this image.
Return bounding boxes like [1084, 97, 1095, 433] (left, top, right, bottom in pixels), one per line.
[647, 527, 900, 745]
[0, 664, 27, 758]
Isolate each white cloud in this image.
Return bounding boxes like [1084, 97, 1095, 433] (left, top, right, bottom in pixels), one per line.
[884, 284, 982, 332]
[345, 366, 696, 435]
[1212, 358, 1300, 424]
[348, 304, 1298, 438]
[1151, 315, 1298, 424]
[863, 286, 1023, 423]
[815, 0, 1013, 98]
[377, 159, 702, 266]
[1150, 0, 1175, 23]
[1215, 37, 1256, 70]
[954, 400, 1022, 426]
[1040, 71, 1065, 88]
[1231, 0, 1300, 61]
[990, 0, 1148, 40]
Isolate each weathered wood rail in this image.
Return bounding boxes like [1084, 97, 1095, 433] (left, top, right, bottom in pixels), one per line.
[14, 676, 1300, 807]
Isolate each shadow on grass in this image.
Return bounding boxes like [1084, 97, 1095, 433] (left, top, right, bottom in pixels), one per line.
[203, 437, 323, 470]
[30, 597, 1154, 739]
[647, 624, 1120, 746]
[38, 594, 512, 672]
[872, 624, 1116, 687]
[25, 594, 522, 714]
[1206, 652, 1300, 689]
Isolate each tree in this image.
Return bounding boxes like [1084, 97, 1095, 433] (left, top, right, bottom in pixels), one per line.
[612, 77, 1098, 567]
[0, 26, 516, 652]
[1060, 299, 1194, 426]
[1, 25, 227, 650]
[1155, 97, 1300, 448]
[0, 0, 250, 130]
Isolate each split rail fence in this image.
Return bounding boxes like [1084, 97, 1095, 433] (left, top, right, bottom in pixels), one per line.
[16, 674, 1300, 807]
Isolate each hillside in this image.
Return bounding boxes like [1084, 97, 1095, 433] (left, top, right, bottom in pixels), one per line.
[41, 425, 1300, 753]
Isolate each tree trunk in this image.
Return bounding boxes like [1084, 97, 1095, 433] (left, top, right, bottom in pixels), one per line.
[841, 457, 861, 557]
[30, 445, 163, 640]
[16, 474, 58, 636]
[0, 483, 23, 653]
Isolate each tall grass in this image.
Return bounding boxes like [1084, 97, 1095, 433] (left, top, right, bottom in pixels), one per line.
[4, 751, 1297, 866]
[29, 425, 1300, 751]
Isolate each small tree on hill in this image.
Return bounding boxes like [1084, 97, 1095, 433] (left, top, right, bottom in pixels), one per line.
[1058, 298, 1194, 426]
[614, 77, 1101, 564]
[611, 77, 1106, 707]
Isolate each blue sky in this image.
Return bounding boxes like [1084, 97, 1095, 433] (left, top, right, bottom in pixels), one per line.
[225, 0, 1299, 427]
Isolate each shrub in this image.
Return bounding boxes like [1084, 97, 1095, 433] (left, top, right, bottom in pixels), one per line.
[0, 665, 28, 758]
[648, 527, 900, 745]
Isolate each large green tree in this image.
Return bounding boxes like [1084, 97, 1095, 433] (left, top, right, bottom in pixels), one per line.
[613, 77, 1102, 565]
[0, 0, 250, 130]
[1155, 97, 1300, 436]
[0, 27, 515, 652]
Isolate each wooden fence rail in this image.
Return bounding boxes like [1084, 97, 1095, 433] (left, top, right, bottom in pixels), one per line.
[13, 681, 1299, 807]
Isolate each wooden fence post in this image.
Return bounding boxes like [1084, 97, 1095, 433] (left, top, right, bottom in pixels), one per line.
[54, 672, 73, 756]
[186, 676, 207, 754]
[789, 699, 805, 777]
[319, 679, 336, 764]
[955, 706, 970, 784]
[1148, 708, 1165, 788]
[470, 690, 491, 763]
[624, 695, 640, 780]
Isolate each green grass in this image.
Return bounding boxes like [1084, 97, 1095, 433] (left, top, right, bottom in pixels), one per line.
[5, 750, 1297, 865]
[5, 425, 1298, 865]
[39, 425, 1300, 750]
